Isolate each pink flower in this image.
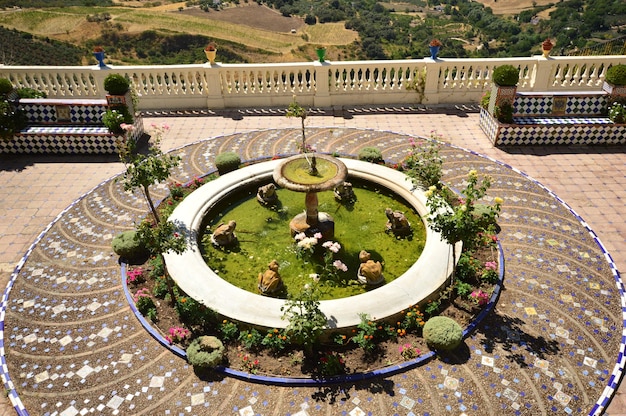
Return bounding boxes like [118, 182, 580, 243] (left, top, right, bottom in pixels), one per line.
[470, 290, 489, 306]
[120, 123, 134, 132]
[313, 232, 322, 239]
[484, 261, 497, 271]
[333, 260, 348, 272]
[322, 241, 341, 253]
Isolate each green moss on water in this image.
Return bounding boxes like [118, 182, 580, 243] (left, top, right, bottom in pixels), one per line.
[200, 179, 426, 300]
[281, 157, 338, 185]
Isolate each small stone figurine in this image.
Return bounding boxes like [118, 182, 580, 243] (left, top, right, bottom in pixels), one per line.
[257, 183, 278, 206]
[385, 208, 411, 235]
[357, 250, 384, 285]
[210, 220, 237, 246]
[258, 260, 283, 295]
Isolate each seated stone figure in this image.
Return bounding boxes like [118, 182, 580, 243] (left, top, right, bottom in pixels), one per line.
[258, 260, 283, 295]
[357, 250, 384, 285]
[257, 183, 278, 206]
[385, 208, 411, 235]
[210, 220, 237, 246]
[334, 181, 355, 202]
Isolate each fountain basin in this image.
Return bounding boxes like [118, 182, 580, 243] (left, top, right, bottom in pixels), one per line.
[164, 159, 457, 329]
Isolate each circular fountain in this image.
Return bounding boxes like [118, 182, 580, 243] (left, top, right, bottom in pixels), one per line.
[164, 158, 457, 330]
[273, 153, 348, 239]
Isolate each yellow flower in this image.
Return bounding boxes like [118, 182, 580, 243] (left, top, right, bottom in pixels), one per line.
[494, 197, 504, 204]
[468, 169, 477, 177]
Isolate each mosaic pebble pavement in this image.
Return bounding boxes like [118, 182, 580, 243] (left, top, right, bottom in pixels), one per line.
[0, 128, 623, 415]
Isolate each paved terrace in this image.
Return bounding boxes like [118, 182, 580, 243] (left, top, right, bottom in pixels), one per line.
[0, 106, 625, 415]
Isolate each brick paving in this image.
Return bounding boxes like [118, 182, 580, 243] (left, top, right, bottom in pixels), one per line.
[0, 106, 625, 415]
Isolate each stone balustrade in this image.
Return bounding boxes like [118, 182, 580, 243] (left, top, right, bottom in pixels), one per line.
[1, 55, 625, 111]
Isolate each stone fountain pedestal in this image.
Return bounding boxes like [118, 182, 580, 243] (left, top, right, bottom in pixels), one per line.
[273, 153, 348, 239]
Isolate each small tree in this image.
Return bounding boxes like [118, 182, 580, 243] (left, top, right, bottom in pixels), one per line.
[135, 218, 186, 305]
[117, 124, 181, 224]
[117, 124, 184, 305]
[285, 96, 308, 153]
[403, 137, 443, 189]
[281, 283, 327, 357]
[425, 169, 502, 280]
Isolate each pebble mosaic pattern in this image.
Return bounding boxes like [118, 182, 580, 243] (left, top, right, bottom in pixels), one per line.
[0, 128, 622, 415]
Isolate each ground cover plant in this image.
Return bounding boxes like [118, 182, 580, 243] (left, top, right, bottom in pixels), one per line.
[122, 135, 504, 379]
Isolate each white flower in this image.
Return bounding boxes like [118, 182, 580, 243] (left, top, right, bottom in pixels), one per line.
[333, 260, 348, 272]
[313, 232, 322, 239]
[294, 232, 306, 241]
[309, 273, 320, 282]
[304, 283, 311, 290]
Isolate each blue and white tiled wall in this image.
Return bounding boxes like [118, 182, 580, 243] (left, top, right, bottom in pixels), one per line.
[18, 101, 109, 124]
[514, 94, 608, 116]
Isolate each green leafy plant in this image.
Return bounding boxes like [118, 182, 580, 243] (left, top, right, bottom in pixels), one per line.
[403, 137, 443, 189]
[608, 102, 626, 123]
[281, 284, 327, 356]
[480, 91, 491, 109]
[358, 147, 384, 164]
[239, 353, 260, 374]
[175, 295, 216, 329]
[238, 328, 264, 350]
[481, 261, 499, 283]
[152, 275, 169, 299]
[423, 299, 441, 316]
[16, 87, 46, 99]
[318, 351, 346, 376]
[0, 78, 12, 95]
[214, 151, 241, 175]
[423, 316, 463, 351]
[286, 96, 308, 152]
[261, 328, 290, 353]
[492, 64, 519, 86]
[133, 288, 157, 321]
[400, 305, 425, 332]
[399, 343, 421, 360]
[405, 67, 427, 104]
[102, 107, 133, 134]
[606, 64, 626, 86]
[117, 123, 181, 224]
[186, 336, 225, 370]
[0, 99, 26, 141]
[351, 313, 377, 353]
[103, 73, 131, 95]
[425, 170, 503, 281]
[219, 320, 239, 343]
[494, 102, 514, 123]
[455, 252, 480, 282]
[455, 281, 473, 298]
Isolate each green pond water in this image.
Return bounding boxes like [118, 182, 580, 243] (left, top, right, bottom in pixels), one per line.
[199, 179, 426, 300]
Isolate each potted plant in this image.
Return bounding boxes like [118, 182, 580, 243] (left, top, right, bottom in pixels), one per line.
[315, 46, 326, 62]
[541, 38, 553, 58]
[488, 64, 519, 115]
[429, 39, 442, 60]
[204, 42, 217, 65]
[93, 46, 107, 68]
[104, 73, 130, 96]
[603, 64, 626, 96]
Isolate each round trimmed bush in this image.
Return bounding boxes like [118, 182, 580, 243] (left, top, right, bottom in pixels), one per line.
[112, 230, 149, 262]
[104, 73, 130, 95]
[606, 64, 626, 86]
[423, 316, 463, 351]
[358, 147, 384, 164]
[0, 78, 13, 95]
[215, 152, 241, 175]
[492, 65, 519, 87]
[186, 336, 225, 369]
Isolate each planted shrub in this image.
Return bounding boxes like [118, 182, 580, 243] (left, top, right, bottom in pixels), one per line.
[103, 107, 133, 134]
[606, 64, 626, 86]
[103, 73, 130, 95]
[358, 147, 384, 164]
[112, 230, 149, 262]
[423, 316, 463, 351]
[16, 87, 46, 99]
[492, 65, 519, 87]
[186, 336, 225, 370]
[0, 78, 13, 95]
[215, 151, 241, 175]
